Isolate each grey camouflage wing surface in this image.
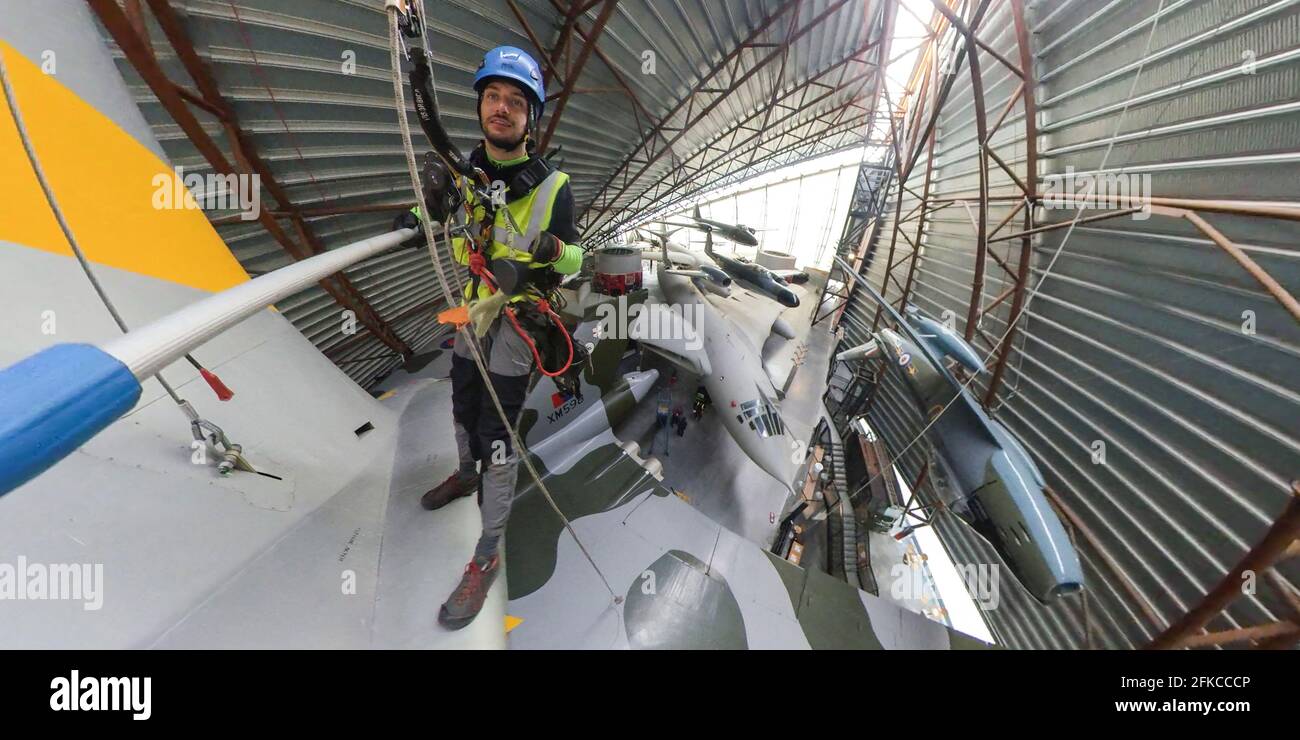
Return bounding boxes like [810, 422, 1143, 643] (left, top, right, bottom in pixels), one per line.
[503, 441, 993, 650]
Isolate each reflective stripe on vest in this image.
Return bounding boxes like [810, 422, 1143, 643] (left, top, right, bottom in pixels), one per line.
[490, 170, 565, 254]
[461, 169, 566, 304]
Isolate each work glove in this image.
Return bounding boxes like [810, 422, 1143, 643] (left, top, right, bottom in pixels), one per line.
[468, 291, 510, 338]
[529, 230, 565, 264]
[393, 209, 426, 249]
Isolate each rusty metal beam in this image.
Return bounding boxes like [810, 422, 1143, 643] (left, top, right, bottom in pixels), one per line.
[987, 81, 1023, 142]
[872, 82, 908, 332]
[539, 0, 618, 153]
[981, 0, 1038, 406]
[896, 125, 936, 309]
[1267, 569, 1300, 617]
[986, 146, 1028, 194]
[551, 0, 585, 79]
[1043, 486, 1165, 631]
[987, 196, 1027, 240]
[873, 0, 939, 329]
[326, 295, 451, 360]
[896, 0, 992, 185]
[581, 0, 832, 231]
[986, 206, 1142, 243]
[928, 0, 990, 343]
[1254, 628, 1300, 649]
[173, 83, 225, 119]
[600, 94, 875, 239]
[506, 0, 566, 87]
[1179, 210, 1300, 326]
[983, 283, 1016, 313]
[930, 193, 1300, 222]
[1148, 482, 1300, 649]
[984, 240, 1023, 282]
[1178, 621, 1299, 648]
[608, 116, 873, 243]
[743, 0, 804, 169]
[547, 0, 676, 174]
[115, 0, 412, 358]
[211, 202, 416, 225]
[984, 198, 1300, 328]
[123, 0, 152, 56]
[590, 46, 882, 238]
[974, 34, 1024, 80]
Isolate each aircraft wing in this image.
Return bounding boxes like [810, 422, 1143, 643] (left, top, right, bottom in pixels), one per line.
[642, 248, 701, 268]
[504, 439, 993, 649]
[770, 269, 811, 284]
[627, 302, 712, 376]
[706, 282, 801, 350]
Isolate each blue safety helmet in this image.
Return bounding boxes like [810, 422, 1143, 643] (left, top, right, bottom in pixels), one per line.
[473, 46, 546, 122]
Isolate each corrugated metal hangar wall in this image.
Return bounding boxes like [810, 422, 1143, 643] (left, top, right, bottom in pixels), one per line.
[97, 0, 890, 390]
[833, 0, 1299, 649]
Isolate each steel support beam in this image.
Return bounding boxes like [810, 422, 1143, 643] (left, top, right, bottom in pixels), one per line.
[581, 0, 826, 232]
[1149, 482, 1300, 649]
[90, 0, 412, 358]
[539, 0, 619, 153]
[591, 36, 887, 241]
[981, 0, 1038, 406]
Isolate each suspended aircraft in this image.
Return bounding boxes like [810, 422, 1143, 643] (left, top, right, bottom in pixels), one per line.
[832, 268, 1084, 604]
[640, 217, 809, 308]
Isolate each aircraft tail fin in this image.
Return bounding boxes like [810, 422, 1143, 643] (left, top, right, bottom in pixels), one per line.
[579, 291, 648, 393]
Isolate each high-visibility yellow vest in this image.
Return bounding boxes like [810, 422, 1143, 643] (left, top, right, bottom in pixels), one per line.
[452, 169, 569, 304]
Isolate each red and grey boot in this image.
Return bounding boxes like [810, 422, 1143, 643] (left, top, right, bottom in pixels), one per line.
[437, 554, 500, 630]
[421, 470, 479, 511]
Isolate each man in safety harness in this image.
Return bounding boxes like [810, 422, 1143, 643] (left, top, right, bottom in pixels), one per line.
[398, 46, 583, 629]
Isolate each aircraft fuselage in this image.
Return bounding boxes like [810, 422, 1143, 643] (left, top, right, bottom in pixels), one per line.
[657, 269, 795, 492]
[695, 217, 759, 247]
[711, 252, 800, 308]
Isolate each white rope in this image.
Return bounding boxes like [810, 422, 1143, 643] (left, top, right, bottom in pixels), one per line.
[386, 8, 621, 604]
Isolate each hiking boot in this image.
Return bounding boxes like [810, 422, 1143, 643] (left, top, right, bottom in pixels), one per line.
[421, 471, 479, 510]
[438, 555, 499, 630]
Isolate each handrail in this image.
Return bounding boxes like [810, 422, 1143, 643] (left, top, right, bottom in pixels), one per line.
[0, 227, 416, 497]
[103, 228, 415, 378]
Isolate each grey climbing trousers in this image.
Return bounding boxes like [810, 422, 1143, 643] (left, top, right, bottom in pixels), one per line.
[450, 318, 533, 557]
